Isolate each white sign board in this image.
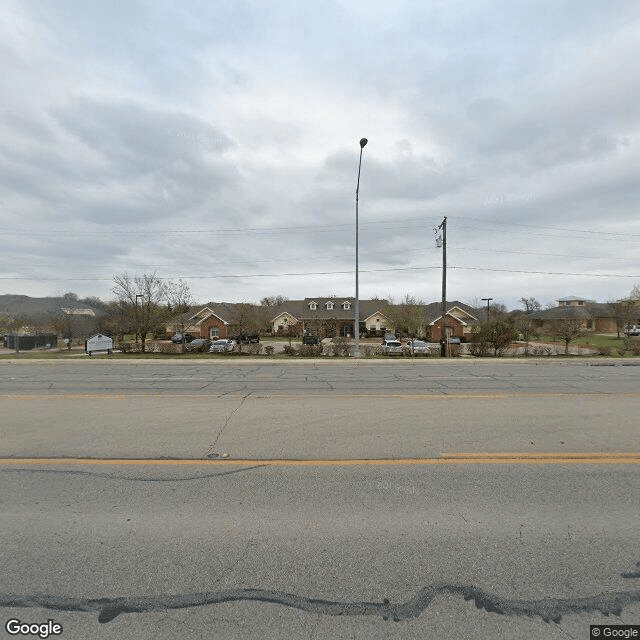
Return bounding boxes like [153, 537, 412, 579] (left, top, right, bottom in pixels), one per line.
[85, 334, 114, 356]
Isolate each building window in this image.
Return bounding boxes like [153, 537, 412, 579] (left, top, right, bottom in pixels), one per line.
[326, 302, 334, 310]
[209, 327, 219, 338]
[342, 302, 350, 310]
[309, 302, 317, 310]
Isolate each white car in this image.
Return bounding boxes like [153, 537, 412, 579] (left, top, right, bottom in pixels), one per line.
[381, 339, 403, 355]
[209, 339, 236, 353]
[409, 339, 430, 354]
[624, 325, 640, 337]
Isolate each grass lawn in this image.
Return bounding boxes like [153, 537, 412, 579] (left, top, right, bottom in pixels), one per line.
[534, 333, 640, 355]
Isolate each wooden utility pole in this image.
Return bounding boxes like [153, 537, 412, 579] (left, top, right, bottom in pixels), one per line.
[438, 216, 447, 356]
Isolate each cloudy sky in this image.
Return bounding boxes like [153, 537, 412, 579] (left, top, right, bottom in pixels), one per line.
[2, 0, 640, 310]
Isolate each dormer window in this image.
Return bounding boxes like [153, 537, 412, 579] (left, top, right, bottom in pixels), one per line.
[342, 302, 351, 310]
[309, 302, 317, 310]
[325, 301, 334, 310]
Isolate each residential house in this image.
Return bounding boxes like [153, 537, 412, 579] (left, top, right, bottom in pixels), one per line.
[423, 301, 481, 342]
[530, 297, 619, 333]
[557, 296, 591, 307]
[167, 303, 263, 339]
[270, 298, 392, 338]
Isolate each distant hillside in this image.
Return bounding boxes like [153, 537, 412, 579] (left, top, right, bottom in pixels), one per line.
[0, 294, 107, 318]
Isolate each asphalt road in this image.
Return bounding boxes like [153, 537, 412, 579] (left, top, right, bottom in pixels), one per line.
[1, 360, 639, 639]
[1, 360, 639, 458]
[2, 358, 640, 397]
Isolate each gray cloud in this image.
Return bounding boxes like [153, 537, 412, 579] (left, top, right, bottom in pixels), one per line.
[1, 0, 639, 306]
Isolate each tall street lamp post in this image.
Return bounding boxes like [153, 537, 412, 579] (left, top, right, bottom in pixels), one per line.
[354, 137, 368, 358]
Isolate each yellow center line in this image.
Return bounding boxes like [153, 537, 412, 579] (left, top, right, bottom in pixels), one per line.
[444, 451, 639, 458]
[1, 454, 639, 467]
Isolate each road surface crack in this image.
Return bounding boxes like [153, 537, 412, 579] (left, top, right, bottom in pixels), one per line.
[204, 393, 250, 457]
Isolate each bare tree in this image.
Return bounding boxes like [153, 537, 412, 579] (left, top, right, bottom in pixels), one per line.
[514, 313, 538, 343]
[489, 302, 508, 319]
[111, 273, 192, 353]
[550, 312, 583, 355]
[608, 299, 636, 338]
[227, 303, 262, 353]
[260, 295, 288, 307]
[520, 297, 542, 314]
[2, 314, 32, 353]
[383, 294, 425, 338]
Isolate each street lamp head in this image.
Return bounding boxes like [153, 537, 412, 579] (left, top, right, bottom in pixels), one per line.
[359, 138, 368, 148]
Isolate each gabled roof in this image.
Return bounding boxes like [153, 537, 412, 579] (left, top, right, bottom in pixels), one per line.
[188, 302, 257, 325]
[271, 310, 299, 322]
[531, 302, 615, 320]
[423, 301, 480, 324]
[270, 297, 390, 322]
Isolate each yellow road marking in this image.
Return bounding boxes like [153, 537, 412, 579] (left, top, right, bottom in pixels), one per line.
[445, 451, 639, 458]
[0, 454, 638, 467]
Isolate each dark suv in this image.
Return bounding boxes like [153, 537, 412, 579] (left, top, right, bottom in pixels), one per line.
[302, 335, 320, 345]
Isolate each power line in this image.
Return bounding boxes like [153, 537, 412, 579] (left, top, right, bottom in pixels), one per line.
[453, 215, 640, 238]
[2, 242, 637, 273]
[1, 265, 638, 282]
[448, 222, 640, 242]
[2, 213, 639, 238]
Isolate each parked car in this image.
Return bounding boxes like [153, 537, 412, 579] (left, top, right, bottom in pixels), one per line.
[233, 334, 260, 344]
[302, 335, 320, 345]
[170, 332, 196, 344]
[381, 339, 403, 355]
[448, 336, 462, 345]
[185, 338, 211, 352]
[624, 325, 640, 336]
[409, 339, 430, 354]
[209, 339, 236, 353]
